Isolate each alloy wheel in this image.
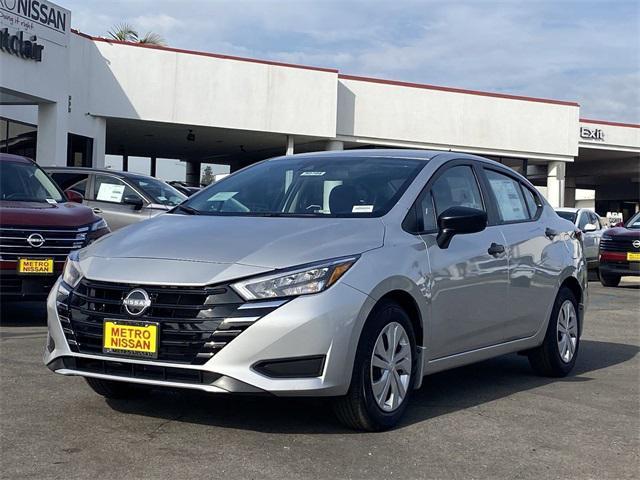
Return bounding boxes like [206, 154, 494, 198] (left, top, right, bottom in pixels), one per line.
[370, 321, 412, 412]
[557, 300, 578, 363]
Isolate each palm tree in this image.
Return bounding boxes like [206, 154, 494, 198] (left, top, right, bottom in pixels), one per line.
[107, 23, 166, 46]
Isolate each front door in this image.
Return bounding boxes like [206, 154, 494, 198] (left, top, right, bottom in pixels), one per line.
[418, 163, 510, 359]
[86, 175, 148, 231]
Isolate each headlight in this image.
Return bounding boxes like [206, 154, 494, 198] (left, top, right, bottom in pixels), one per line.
[231, 256, 358, 300]
[90, 218, 108, 231]
[62, 251, 83, 288]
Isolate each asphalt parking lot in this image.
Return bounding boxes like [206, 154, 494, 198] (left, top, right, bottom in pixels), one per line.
[1, 280, 638, 480]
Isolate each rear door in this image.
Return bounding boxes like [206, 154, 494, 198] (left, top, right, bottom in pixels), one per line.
[415, 161, 510, 358]
[85, 174, 149, 230]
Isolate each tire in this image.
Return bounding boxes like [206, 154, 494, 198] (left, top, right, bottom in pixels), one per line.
[599, 273, 621, 287]
[85, 377, 151, 399]
[332, 300, 417, 431]
[528, 287, 580, 377]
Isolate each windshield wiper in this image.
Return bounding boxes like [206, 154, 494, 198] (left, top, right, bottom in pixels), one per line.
[173, 204, 201, 215]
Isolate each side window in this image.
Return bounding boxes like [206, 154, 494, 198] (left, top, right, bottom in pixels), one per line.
[577, 212, 589, 230]
[68, 178, 88, 196]
[420, 191, 437, 231]
[431, 165, 484, 216]
[588, 211, 601, 230]
[521, 185, 540, 218]
[93, 175, 139, 204]
[485, 170, 529, 222]
[50, 172, 90, 196]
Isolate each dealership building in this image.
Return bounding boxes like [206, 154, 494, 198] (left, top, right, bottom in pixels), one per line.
[1, 0, 639, 218]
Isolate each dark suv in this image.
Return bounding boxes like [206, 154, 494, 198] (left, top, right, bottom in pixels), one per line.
[598, 211, 640, 287]
[0, 154, 110, 299]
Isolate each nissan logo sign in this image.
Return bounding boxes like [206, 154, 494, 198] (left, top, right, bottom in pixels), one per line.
[633, 240, 640, 249]
[123, 289, 152, 316]
[27, 233, 45, 248]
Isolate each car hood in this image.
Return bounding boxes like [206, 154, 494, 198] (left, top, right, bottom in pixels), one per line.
[82, 213, 385, 273]
[0, 201, 97, 227]
[604, 227, 640, 238]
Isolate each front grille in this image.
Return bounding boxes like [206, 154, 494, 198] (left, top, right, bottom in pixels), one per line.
[60, 279, 284, 365]
[0, 225, 88, 261]
[600, 237, 640, 253]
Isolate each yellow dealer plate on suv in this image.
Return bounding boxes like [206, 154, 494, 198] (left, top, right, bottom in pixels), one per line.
[103, 320, 159, 358]
[18, 258, 54, 274]
[627, 252, 640, 261]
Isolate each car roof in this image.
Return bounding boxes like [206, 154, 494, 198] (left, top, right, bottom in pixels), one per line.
[271, 149, 439, 161]
[0, 153, 35, 164]
[556, 208, 580, 213]
[44, 166, 155, 180]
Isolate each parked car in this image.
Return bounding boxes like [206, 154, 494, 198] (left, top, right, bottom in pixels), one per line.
[598, 211, 640, 287]
[0, 154, 109, 299]
[45, 150, 586, 430]
[555, 208, 605, 272]
[46, 167, 187, 231]
[168, 181, 201, 197]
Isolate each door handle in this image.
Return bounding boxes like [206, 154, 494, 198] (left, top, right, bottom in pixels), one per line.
[487, 243, 505, 256]
[92, 208, 103, 214]
[545, 227, 558, 240]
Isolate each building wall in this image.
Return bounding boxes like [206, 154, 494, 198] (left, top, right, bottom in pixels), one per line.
[337, 76, 579, 161]
[72, 36, 339, 138]
[579, 120, 640, 153]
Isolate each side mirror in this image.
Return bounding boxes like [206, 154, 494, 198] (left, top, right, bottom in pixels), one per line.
[123, 195, 144, 210]
[65, 190, 84, 204]
[437, 206, 487, 249]
[583, 223, 597, 232]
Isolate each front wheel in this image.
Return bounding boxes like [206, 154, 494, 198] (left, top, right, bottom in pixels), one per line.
[599, 273, 621, 287]
[528, 287, 580, 377]
[332, 300, 417, 431]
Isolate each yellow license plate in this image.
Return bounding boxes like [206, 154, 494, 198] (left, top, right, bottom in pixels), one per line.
[18, 258, 54, 274]
[627, 252, 640, 261]
[103, 321, 159, 358]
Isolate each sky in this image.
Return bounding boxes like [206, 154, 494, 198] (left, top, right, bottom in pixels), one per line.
[62, 0, 640, 125]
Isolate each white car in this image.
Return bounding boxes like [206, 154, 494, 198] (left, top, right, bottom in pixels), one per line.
[556, 208, 605, 271]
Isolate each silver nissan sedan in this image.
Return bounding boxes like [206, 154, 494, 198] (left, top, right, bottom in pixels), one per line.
[45, 150, 587, 430]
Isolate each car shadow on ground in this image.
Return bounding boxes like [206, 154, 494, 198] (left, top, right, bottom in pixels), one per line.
[104, 339, 639, 434]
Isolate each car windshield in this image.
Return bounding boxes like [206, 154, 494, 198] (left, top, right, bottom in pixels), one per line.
[556, 210, 577, 223]
[128, 176, 186, 206]
[625, 212, 640, 229]
[0, 161, 65, 203]
[181, 156, 425, 217]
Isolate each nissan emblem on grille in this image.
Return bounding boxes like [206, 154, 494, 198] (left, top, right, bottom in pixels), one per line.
[633, 240, 640, 249]
[26, 233, 45, 248]
[123, 289, 152, 316]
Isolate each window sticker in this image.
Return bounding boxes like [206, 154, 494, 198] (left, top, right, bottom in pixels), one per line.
[96, 183, 125, 203]
[45, 198, 57, 204]
[300, 171, 325, 176]
[208, 191, 237, 201]
[352, 205, 374, 213]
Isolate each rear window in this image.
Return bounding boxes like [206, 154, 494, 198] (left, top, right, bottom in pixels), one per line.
[556, 211, 577, 223]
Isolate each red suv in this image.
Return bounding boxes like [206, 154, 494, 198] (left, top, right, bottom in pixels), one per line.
[599, 211, 640, 287]
[0, 154, 110, 299]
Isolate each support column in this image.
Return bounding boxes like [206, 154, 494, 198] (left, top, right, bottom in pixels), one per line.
[546, 161, 566, 208]
[325, 139, 344, 151]
[91, 117, 106, 168]
[285, 135, 294, 156]
[36, 101, 68, 166]
[564, 177, 576, 209]
[122, 154, 129, 172]
[150, 157, 157, 177]
[185, 161, 201, 186]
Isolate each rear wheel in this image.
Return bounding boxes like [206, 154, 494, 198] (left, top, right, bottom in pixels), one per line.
[332, 300, 417, 431]
[599, 273, 621, 287]
[85, 377, 151, 399]
[528, 287, 580, 377]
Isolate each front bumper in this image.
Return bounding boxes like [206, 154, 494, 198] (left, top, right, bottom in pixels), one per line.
[1, 264, 62, 299]
[44, 277, 372, 397]
[599, 260, 640, 277]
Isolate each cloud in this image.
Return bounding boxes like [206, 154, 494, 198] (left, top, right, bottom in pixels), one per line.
[61, 0, 640, 123]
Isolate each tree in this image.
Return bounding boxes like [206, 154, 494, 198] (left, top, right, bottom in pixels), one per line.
[200, 165, 214, 186]
[107, 23, 166, 46]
